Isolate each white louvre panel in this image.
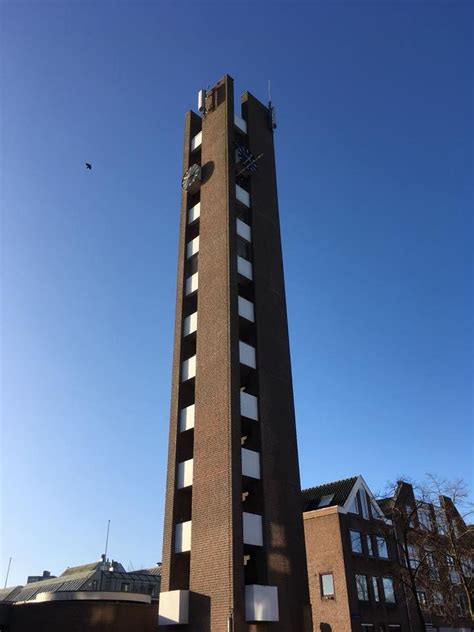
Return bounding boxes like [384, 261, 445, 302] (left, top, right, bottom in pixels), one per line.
[181, 356, 196, 382]
[159, 590, 189, 625]
[242, 448, 260, 479]
[179, 404, 195, 432]
[185, 272, 198, 295]
[177, 459, 193, 489]
[174, 521, 191, 553]
[240, 392, 258, 421]
[234, 114, 247, 134]
[188, 202, 200, 224]
[183, 312, 197, 336]
[245, 585, 279, 622]
[238, 296, 254, 322]
[186, 236, 199, 259]
[237, 256, 253, 280]
[236, 184, 250, 207]
[239, 341, 256, 369]
[243, 512, 263, 546]
[190, 131, 202, 151]
[237, 218, 251, 242]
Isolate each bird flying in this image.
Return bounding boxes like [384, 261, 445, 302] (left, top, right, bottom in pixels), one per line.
[85, 162, 92, 170]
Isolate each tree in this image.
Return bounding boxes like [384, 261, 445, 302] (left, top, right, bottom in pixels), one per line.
[379, 475, 473, 632]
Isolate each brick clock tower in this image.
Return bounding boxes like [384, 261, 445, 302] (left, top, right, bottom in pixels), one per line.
[158, 75, 312, 632]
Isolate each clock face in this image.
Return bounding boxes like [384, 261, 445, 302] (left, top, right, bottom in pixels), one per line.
[181, 164, 201, 193]
[235, 145, 258, 174]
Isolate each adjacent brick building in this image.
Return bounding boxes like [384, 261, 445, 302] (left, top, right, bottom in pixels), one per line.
[303, 476, 409, 632]
[303, 476, 473, 632]
[158, 74, 312, 631]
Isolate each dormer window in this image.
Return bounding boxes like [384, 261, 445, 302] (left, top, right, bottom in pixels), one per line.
[317, 494, 334, 508]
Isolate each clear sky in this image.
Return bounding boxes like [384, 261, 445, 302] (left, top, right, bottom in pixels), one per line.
[1, 1, 472, 587]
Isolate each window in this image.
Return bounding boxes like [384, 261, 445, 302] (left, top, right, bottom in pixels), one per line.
[91, 580, 98, 590]
[367, 535, 375, 556]
[376, 535, 389, 559]
[405, 504, 415, 527]
[237, 236, 251, 261]
[432, 591, 444, 610]
[371, 577, 380, 602]
[350, 530, 363, 554]
[359, 490, 370, 519]
[417, 590, 427, 609]
[361, 626, 374, 631]
[356, 574, 369, 601]
[417, 506, 432, 530]
[348, 493, 360, 515]
[320, 573, 334, 597]
[121, 582, 130, 592]
[426, 552, 439, 581]
[446, 554, 455, 570]
[407, 544, 419, 569]
[318, 494, 334, 508]
[382, 577, 396, 603]
[455, 593, 467, 616]
[435, 507, 448, 534]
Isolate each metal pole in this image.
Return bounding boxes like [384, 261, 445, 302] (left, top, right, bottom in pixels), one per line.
[4, 557, 12, 588]
[104, 520, 111, 561]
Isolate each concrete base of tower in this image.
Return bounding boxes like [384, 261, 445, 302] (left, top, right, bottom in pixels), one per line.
[158, 590, 189, 625]
[245, 585, 279, 622]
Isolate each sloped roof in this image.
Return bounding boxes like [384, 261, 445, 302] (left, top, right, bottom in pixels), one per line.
[60, 562, 103, 577]
[0, 586, 22, 603]
[302, 476, 358, 512]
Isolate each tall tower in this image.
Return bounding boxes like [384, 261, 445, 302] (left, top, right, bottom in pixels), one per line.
[159, 75, 312, 632]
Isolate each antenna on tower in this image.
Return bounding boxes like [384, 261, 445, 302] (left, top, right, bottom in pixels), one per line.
[267, 80, 277, 131]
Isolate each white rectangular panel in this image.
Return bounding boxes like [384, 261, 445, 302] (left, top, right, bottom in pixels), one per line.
[183, 312, 197, 336]
[179, 404, 195, 432]
[240, 391, 258, 420]
[239, 341, 256, 368]
[236, 184, 250, 207]
[243, 512, 263, 546]
[242, 448, 260, 479]
[238, 296, 254, 322]
[237, 218, 251, 242]
[181, 356, 196, 382]
[237, 257, 252, 280]
[174, 521, 191, 553]
[185, 272, 198, 295]
[245, 585, 279, 622]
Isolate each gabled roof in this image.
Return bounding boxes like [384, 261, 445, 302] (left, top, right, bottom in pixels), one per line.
[302, 476, 358, 512]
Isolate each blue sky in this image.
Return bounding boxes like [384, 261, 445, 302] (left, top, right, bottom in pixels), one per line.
[1, 1, 472, 586]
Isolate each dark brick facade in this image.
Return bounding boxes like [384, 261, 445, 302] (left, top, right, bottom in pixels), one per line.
[160, 75, 312, 631]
